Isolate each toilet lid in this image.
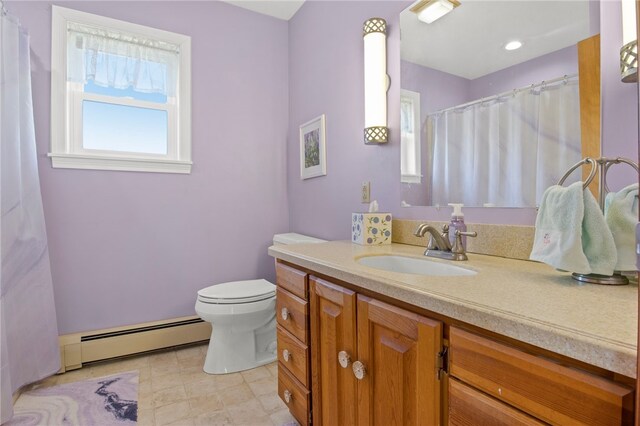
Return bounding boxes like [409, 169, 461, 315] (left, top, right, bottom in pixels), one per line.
[197, 279, 276, 304]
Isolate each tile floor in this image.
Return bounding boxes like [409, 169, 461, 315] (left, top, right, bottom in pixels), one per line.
[22, 343, 298, 426]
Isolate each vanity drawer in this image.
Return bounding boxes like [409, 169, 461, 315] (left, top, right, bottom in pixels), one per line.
[278, 361, 311, 426]
[449, 327, 634, 425]
[277, 325, 309, 388]
[449, 378, 544, 426]
[276, 262, 308, 300]
[276, 288, 309, 344]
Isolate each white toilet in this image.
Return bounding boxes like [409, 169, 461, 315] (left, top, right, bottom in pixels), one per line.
[195, 233, 325, 374]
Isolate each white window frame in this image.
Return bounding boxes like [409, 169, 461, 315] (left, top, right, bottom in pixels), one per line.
[400, 89, 422, 184]
[49, 6, 192, 174]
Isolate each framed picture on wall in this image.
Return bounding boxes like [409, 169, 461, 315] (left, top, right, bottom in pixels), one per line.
[299, 114, 327, 180]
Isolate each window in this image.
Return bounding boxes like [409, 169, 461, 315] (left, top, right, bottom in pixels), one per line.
[400, 89, 421, 184]
[50, 6, 191, 173]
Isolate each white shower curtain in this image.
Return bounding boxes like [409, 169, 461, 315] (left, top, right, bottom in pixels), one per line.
[428, 79, 582, 207]
[1, 12, 60, 423]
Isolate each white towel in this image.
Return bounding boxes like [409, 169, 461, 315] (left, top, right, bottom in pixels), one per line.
[605, 183, 639, 271]
[530, 182, 617, 275]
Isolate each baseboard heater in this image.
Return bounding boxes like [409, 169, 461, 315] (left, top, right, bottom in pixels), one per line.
[58, 315, 211, 373]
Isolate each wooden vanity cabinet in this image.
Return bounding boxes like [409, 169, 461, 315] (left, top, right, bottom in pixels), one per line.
[449, 327, 635, 425]
[275, 261, 635, 426]
[310, 276, 444, 426]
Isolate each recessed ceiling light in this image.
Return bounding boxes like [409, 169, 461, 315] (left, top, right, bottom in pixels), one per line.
[504, 40, 523, 51]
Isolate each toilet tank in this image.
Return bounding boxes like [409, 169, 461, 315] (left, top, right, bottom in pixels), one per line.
[272, 233, 326, 246]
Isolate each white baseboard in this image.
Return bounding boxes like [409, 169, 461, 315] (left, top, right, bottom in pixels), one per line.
[58, 315, 211, 373]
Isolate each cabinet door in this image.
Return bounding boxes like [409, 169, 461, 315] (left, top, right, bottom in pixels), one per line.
[356, 295, 443, 426]
[310, 277, 357, 426]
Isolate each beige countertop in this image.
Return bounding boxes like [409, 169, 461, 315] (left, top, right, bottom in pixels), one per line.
[268, 241, 638, 378]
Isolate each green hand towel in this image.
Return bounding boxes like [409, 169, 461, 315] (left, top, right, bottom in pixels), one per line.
[530, 181, 617, 275]
[605, 183, 638, 271]
[582, 188, 617, 275]
[530, 182, 591, 273]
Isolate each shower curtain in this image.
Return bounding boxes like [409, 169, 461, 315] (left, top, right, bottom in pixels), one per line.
[428, 79, 582, 207]
[1, 12, 60, 423]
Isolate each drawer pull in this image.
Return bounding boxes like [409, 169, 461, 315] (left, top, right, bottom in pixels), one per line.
[284, 389, 293, 404]
[283, 349, 291, 362]
[338, 351, 351, 368]
[281, 307, 290, 321]
[352, 361, 366, 380]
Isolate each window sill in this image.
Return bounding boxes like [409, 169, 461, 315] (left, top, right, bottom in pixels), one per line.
[401, 175, 422, 184]
[48, 153, 192, 174]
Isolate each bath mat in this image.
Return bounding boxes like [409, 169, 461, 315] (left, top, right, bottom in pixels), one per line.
[7, 371, 138, 426]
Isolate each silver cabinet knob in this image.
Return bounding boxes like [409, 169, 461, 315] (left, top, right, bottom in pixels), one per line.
[281, 307, 290, 321]
[283, 389, 292, 404]
[283, 349, 291, 362]
[338, 351, 351, 368]
[352, 361, 366, 380]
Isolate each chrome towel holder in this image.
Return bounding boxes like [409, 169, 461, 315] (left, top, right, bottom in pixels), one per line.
[557, 156, 639, 210]
[556, 156, 639, 285]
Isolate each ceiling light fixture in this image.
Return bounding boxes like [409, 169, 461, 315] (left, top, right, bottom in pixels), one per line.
[410, 0, 460, 24]
[504, 40, 523, 51]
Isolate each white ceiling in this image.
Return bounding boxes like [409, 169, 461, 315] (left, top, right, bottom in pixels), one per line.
[219, 0, 306, 20]
[400, 0, 596, 80]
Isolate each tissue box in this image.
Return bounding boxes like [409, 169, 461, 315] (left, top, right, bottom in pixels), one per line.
[352, 213, 392, 245]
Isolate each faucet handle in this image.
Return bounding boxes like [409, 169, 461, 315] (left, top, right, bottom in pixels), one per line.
[456, 230, 477, 238]
[452, 230, 477, 259]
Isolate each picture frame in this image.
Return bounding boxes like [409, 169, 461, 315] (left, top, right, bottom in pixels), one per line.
[299, 114, 327, 180]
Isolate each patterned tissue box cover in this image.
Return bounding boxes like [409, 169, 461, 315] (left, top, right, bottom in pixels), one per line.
[352, 213, 392, 245]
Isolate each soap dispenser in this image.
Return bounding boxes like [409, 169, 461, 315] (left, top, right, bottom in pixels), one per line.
[448, 203, 467, 248]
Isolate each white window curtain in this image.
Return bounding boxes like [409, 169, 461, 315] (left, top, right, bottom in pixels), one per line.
[66, 22, 180, 96]
[1, 12, 60, 423]
[428, 79, 581, 207]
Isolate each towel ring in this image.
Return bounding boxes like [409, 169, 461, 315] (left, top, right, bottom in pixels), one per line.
[601, 157, 640, 194]
[557, 157, 597, 189]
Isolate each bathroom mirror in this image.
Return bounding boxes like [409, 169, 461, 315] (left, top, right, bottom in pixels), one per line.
[400, 0, 600, 208]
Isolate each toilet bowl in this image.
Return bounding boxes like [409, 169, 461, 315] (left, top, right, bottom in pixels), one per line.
[195, 233, 325, 374]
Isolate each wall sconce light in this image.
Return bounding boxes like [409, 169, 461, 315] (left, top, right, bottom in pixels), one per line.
[363, 17, 389, 144]
[620, 0, 637, 82]
[410, 0, 460, 25]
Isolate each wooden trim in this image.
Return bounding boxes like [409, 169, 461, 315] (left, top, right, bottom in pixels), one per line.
[577, 34, 601, 197]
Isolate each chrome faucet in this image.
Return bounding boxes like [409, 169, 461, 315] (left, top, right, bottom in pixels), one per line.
[413, 223, 477, 261]
[414, 224, 452, 251]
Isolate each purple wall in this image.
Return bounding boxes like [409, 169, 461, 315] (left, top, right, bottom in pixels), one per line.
[400, 60, 470, 206]
[288, 0, 637, 239]
[287, 0, 537, 241]
[401, 60, 470, 119]
[10, 0, 637, 334]
[600, 0, 638, 190]
[469, 45, 579, 100]
[9, 1, 290, 334]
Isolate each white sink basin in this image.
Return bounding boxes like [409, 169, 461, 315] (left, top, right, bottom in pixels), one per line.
[357, 255, 477, 276]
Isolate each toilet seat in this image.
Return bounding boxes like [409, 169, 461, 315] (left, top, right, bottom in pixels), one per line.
[197, 279, 276, 304]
